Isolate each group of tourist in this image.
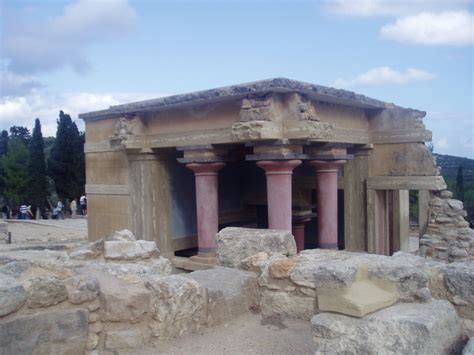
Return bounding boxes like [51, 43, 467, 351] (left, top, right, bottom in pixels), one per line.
[0, 194, 88, 220]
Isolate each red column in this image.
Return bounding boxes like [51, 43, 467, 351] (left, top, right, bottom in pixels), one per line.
[309, 160, 345, 249]
[292, 218, 310, 253]
[256, 160, 301, 231]
[186, 162, 225, 256]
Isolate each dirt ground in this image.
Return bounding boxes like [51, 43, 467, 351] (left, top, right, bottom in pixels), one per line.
[122, 313, 315, 355]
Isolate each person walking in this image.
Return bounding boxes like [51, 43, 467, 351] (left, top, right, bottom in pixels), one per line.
[70, 199, 77, 219]
[80, 194, 87, 216]
[57, 200, 64, 220]
[19, 204, 28, 220]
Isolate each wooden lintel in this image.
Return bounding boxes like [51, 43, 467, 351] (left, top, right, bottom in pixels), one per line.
[367, 176, 446, 191]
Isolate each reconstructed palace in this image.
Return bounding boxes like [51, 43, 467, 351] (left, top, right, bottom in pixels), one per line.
[80, 78, 443, 268]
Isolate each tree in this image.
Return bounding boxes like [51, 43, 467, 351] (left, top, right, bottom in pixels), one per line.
[0, 130, 9, 156]
[28, 119, 48, 212]
[9, 126, 31, 144]
[48, 111, 85, 199]
[455, 166, 464, 201]
[0, 139, 30, 206]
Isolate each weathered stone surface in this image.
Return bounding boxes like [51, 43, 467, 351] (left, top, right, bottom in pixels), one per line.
[108, 229, 136, 241]
[85, 333, 99, 350]
[240, 252, 270, 273]
[260, 290, 315, 320]
[97, 272, 150, 323]
[259, 255, 297, 292]
[147, 275, 207, 339]
[0, 309, 88, 355]
[312, 300, 461, 354]
[269, 258, 296, 279]
[0, 260, 30, 278]
[70, 239, 104, 260]
[26, 276, 68, 308]
[0, 273, 26, 316]
[65, 275, 100, 305]
[217, 227, 296, 268]
[186, 267, 259, 326]
[464, 337, 474, 355]
[105, 328, 150, 350]
[313, 261, 357, 289]
[104, 240, 159, 260]
[444, 262, 474, 319]
[80, 257, 172, 282]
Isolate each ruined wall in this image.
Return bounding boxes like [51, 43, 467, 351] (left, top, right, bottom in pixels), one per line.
[419, 189, 474, 262]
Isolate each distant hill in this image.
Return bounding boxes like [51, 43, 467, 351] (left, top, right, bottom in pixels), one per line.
[434, 154, 474, 185]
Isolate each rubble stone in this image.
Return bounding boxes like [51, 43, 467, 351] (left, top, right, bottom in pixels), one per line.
[26, 276, 68, 308]
[65, 275, 100, 305]
[0, 309, 89, 354]
[260, 290, 315, 320]
[104, 240, 159, 260]
[108, 229, 136, 241]
[105, 329, 150, 350]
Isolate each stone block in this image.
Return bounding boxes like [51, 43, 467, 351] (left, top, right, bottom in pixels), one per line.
[108, 229, 136, 241]
[444, 262, 474, 320]
[216, 227, 296, 268]
[147, 275, 207, 339]
[97, 272, 151, 323]
[464, 337, 474, 355]
[312, 300, 461, 354]
[0, 273, 26, 316]
[26, 276, 68, 308]
[186, 267, 259, 326]
[70, 239, 104, 260]
[0, 309, 88, 355]
[260, 290, 315, 320]
[104, 240, 159, 260]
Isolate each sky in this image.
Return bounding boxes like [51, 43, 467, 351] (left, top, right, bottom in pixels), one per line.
[0, 0, 473, 158]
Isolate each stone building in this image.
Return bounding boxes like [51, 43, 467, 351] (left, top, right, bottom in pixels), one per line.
[79, 78, 444, 268]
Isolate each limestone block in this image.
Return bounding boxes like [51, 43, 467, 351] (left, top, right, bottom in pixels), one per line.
[448, 199, 464, 211]
[0, 309, 89, 355]
[108, 229, 136, 241]
[70, 239, 104, 260]
[97, 272, 151, 323]
[312, 300, 461, 355]
[269, 258, 296, 279]
[317, 280, 398, 318]
[65, 275, 100, 305]
[105, 328, 150, 350]
[26, 276, 68, 308]
[444, 262, 474, 320]
[0, 273, 26, 316]
[85, 333, 99, 350]
[217, 227, 296, 268]
[104, 240, 159, 260]
[186, 267, 259, 326]
[258, 255, 297, 292]
[260, 289, 315, 320]
[464, 337, 474, 355]
[147, 275, 207, 339]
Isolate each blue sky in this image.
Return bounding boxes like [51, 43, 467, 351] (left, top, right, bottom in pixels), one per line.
[1, 0, 473, 158]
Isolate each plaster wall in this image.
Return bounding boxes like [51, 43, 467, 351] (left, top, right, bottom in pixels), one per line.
[87, 194, 130, 240]
[86, 152, 129, 185]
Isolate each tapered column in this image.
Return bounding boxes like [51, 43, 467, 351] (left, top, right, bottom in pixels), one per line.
[309, 160, 345, 249]
[292, 217, 311, 252]
[186, 162, 225, 256]
[257, 160, 301, 231]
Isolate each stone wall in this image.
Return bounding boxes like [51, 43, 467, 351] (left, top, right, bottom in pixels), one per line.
[419, 189, 474, 262]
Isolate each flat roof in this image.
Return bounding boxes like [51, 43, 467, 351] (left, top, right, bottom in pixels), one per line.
[79, 77, 420, 121]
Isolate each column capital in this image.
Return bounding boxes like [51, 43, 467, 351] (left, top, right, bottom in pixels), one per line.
[256, 160, 302, 174]
[308, 159, 346, 172]
[186, 162, 225, 176]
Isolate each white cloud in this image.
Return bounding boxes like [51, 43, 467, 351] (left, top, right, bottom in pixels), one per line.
[436, 137, 450, 149]
[333, 66, 435, 88]
[380, 11, 474, 45]
[325, 0, 470, 17]
[0, 92, 162, 136]
[3, 0, 137, 75]
[0, 64, 43, 96]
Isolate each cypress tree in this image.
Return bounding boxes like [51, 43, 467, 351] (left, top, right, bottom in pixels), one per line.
[0, 130, 9, 156]
[455, 166, 464, 201]
[48, 111, 84, 199]
[1, 139, 29, 206]
[28, 119, 48, 213]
